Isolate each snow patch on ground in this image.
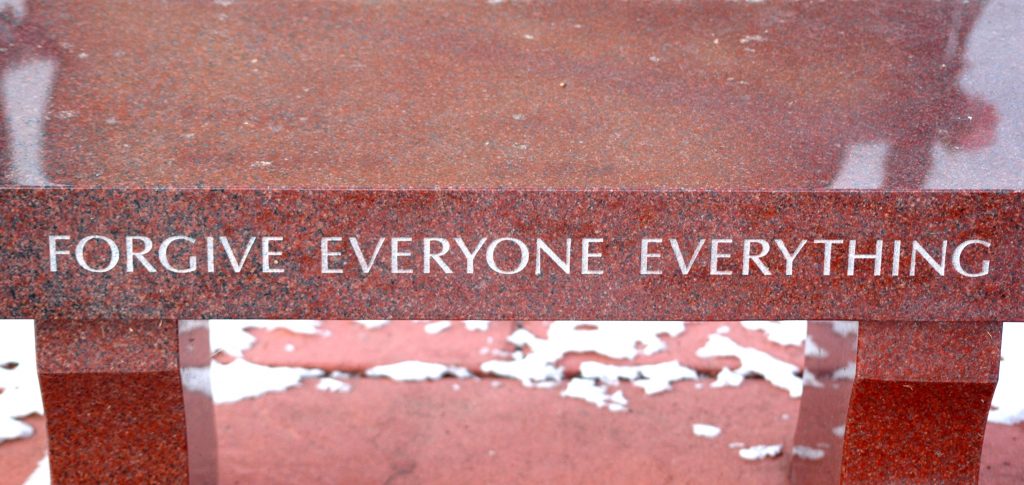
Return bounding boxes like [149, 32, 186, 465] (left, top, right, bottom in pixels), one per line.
[580, 360, 698, 395]
[423, 321, 452, 335]
[738, 443, 783, 460]
[990, 322, 1024, 425]
[464, 321, 490, 331]
[481, 350, 563, 387]
[0, 416, 33, 444]
[180, 320, 329, 404]
[317, 377, 353, 393]
[22, 455, 49, 485]
[697, 334, 803, 398]
[193, 359, 322, 404]
[525, 321, 685, 360]
[802, 370, 825, 389]
[691, 423, 721, 438]
[366, 361, 470, 382]
[355, 320, 390, 330]
[481, 321, 685, 389]
[210, 320, 322, 357]
[711, 367, 745, 388]
[832, 362, 856, 381]
[831, 321, 858, 338]
[481, 321, 687, 410]
[740, 321, 807, 347]
[804, 335, 828, 359]
[0, 320, 42, 444]
[561, 378, 628, 412]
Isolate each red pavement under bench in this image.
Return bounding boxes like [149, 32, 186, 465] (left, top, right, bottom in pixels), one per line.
[2, 322, 1023, 484]
[2, 0, 1024, 483]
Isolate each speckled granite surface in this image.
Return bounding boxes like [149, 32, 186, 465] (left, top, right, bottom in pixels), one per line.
[0, 1, 1020, 190]
[1, 0, 1022, 483]
[842, 321, 1003, 483]
[35, 319, 189, 483]
[0, 190, 1021, 322]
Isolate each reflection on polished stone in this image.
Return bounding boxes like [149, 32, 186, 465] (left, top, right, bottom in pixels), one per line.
[791, 321, 858, 484]
[0, 0, 1018, 190]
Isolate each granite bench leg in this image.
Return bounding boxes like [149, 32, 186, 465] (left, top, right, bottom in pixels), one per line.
[839, 321, 1002, 484]
[36, 319, 216, 484]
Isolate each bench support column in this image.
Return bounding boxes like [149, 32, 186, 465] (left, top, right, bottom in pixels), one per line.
[840, 321, 1001, 483]
[36, 319, 216, 483]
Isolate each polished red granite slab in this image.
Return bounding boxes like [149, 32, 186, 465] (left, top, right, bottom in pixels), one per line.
[0, 190, 1021, 322]
[0, 0, 1016, 191]
[1, 0, 1021, 483]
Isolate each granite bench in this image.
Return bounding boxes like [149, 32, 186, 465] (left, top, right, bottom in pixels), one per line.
[1, 0, 1019, 483]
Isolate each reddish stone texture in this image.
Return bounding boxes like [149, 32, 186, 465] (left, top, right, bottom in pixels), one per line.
[4, 324, 1022, 484]
[241, 321, 803, 376]
[0, 190, 1020, 323]
[0, 0, 1019, 483]
[242, 320, 519, 374]
[842, 322, 1003, 484]
[214, 379, 799, 485]
[0, 1, 1009, 191]
[522, 321, 804, 375]
[36, 319, 190, 483]
[5, 386, 1024, 485]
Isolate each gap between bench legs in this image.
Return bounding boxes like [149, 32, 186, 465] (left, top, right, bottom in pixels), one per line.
[35, 319, 216, 484]
[840, 321, 1002, 484]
